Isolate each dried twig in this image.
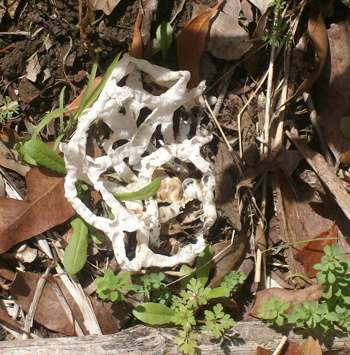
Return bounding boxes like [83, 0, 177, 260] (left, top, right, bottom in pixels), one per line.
[286, 130, 350, 221]
[272, 335, 288, 355]
[23, 265, 52, 338]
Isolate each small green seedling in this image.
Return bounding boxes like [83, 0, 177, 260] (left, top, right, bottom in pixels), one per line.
[133, 246, 246, 355]
[0, 96, 19, 123]
[156, 22, 173, 62]
[203, 303, 236, 338]
[258, 245, 350, 335]
[96, 269, 135, 302]
[93, 247, 246, 355]
[257, 297, 290, 327]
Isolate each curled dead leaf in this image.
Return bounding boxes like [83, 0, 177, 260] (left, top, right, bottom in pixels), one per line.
[177, 0, 224, 88]
[131, 11, 143, 59]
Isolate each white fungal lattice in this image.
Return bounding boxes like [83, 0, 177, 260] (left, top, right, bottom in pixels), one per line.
[62, 54, 217, 271]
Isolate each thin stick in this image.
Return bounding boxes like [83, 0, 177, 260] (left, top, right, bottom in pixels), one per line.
[237, 70, 269, 158]
[0, 31, 30, 37]
[272, 335, 288, 355]
[254, 6, 280, 286]
[23, 265, 52, 338]
[203, 96, 233, 152]
[166, 231, 236, 287]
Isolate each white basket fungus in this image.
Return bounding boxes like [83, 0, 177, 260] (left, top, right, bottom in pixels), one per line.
[61, 54, 217, 271]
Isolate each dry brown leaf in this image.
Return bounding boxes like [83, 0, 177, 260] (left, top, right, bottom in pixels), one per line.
[18, 78, 41, 104]
[11, 271, 85, 335]
[289, 8, 328, 103]
[270, 170, 350, 285]
[0, 168, 75, 253]
[256, 346, 272, 355]
[0, 302, 23, 334]
[208, 1, 252, 60]
[250, 284, 324, 317]
[131, 11, 143, 59]
[66, 76, 102, 114]
[10, 271, 127, 336]
[248, 0, 273, 14]
[0, 141, 30, 176]
[214, 142, 241, 230]
[295, 224, 337, 278]
[209, 232, 248, 288]
[300, 336, 322, 355]
[284, 341, 303, 355]
[25, 53, 41, 83]
[316, 16, 350, 160]
[89, 0, 121, 15]
[177, 0, 224, 88]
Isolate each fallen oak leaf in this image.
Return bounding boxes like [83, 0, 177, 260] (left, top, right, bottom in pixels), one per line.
[176, 0, 224, 88]
[0, 168, 75, 253]
[295, 223, 337, 278]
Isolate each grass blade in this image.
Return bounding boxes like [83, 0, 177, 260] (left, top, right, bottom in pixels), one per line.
[114, 177, 161, 201]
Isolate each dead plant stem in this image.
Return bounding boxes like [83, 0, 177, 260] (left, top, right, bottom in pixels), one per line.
[23, 265, 52, 338]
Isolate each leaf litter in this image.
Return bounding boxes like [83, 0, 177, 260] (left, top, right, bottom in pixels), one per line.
[0, 0, 349, 352]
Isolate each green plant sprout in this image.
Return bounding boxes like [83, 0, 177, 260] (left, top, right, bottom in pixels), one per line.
[0, 96, 19, 123]
[258, 245, 350, 335]
[156, 22, 173, 62]
[95, 269, 136, 302]
[18, 53, 121, 172]
[94, 247, 246, 355]
[263, 0, 290, 47]
[132, 246, 246, 355]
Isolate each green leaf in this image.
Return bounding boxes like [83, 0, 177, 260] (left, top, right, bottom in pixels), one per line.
[114, 177, 161, 201]
[133, 302, 175, 325]
[74, 59, 98, 120]
[32, 108, 66, 139]
[63, 218, 89, 275]
[75, 52, 121, 120]
[156, 22, 173, 61]
[19, 139, 66, 175]
[179, 264, 194, 289]
[207, 287, 230, 300]
[195, 245, 214, 288]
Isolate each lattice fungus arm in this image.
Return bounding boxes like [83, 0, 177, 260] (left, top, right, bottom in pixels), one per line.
[62, 54, 217, 271]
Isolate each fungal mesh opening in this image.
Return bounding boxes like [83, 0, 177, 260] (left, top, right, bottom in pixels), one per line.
[62, 54, 216, 271]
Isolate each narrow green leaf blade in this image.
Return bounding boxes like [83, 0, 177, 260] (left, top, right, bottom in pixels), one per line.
[75, 52, 121, 120]
[32, 108, 66, 139]
[114, 177, 161, 201]
[20, 139, 66, 175]
[133, 302, 175, 325]
[156, 22, 173, 61]
[74, 60, 98, 120]
[63, 218, 89, 275]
